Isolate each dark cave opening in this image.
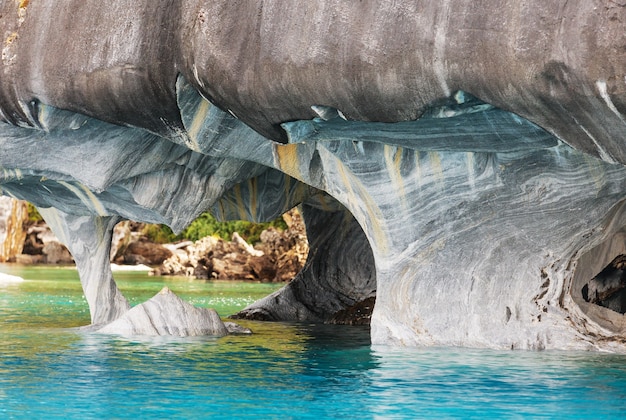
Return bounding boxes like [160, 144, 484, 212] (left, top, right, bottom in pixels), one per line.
[582, 255, 626, 315]
[229, 199, 378, 326]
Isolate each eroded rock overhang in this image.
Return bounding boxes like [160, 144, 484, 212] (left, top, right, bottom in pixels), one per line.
[1, 1, 626, 349]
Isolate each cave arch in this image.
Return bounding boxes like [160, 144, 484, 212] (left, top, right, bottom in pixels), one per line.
[231, 196, 378, 326]
[581, 256, 626, 315]
[5, 75, 626, 348]
[571, 200, 626, 334]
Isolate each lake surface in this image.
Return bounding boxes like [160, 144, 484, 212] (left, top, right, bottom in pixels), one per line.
[2, 265, 626, 419]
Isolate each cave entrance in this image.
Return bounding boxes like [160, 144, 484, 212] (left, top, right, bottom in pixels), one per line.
[571, 217, 626, 333]
[229, 198, 378, 326]
[581, 255, 626, 314]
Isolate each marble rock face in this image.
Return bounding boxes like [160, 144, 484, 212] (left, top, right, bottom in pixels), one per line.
[1, 1, 626, 349]
[97, 287, 229, 337]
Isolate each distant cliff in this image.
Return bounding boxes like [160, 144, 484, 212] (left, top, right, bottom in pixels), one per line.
[0, 197, 27, 263]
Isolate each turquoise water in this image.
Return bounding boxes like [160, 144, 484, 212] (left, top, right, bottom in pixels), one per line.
[2, 265, 626, 418]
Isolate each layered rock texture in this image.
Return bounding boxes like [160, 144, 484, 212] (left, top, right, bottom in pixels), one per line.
[0, 196, 27, 262]
[97, 287, 232, 337]
[2, 1, 626, 348]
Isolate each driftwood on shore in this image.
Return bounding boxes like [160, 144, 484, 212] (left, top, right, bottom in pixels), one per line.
[1, 198, 307, 284]
[153, 211, 308, 282]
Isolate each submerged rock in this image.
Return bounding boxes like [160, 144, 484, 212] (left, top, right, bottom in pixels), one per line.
[0, 272, 24, 284]
[223, 322, 253, 335]
[96, 287, 232, 337]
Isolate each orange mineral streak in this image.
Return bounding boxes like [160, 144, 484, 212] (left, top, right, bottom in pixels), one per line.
[0, 198, 28, 262]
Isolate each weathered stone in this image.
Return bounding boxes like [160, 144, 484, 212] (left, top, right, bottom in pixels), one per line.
[109, 220, 132, 262]
[1, 2, 626, 348]
[38, 209, 130, 326]
[96, 287, 230, 337]
[22, 224, 45, 256]
[22, 223, 73, 264]
[41, 241, 73, 264]
[0, 197, 28, 262]
[121, 240, 172, 266]
[154, 217, 308, 282]
[0, 272, 24, 284]
[328, 297, 377, 326]
[224, 322, 253, 335]
[232, 201, 376, 323]
[14, 254, 43, 264]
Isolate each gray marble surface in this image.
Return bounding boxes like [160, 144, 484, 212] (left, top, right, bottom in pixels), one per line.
[1, 1, 626, 347]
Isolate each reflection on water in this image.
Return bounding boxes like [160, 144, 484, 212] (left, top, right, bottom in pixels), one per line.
[2, 265, 626, 418]
[1, 321, 375, 418]
[367, 346, 626, 418]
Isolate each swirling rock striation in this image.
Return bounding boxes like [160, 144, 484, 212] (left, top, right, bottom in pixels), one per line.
[1, 1, 626, 348]
[232, 200, 377, 324]
[96, 287, 233, 337]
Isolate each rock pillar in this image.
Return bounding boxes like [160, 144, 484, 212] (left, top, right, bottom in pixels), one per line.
[233, 199, 376, 323]
[38, 208, 130, 325]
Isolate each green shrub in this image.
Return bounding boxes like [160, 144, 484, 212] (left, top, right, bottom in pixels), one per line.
[26, 202, 43, 223]
[146, 212, 288, 244]
[27, 199, 284, 245]
[142, 223, 178, 244]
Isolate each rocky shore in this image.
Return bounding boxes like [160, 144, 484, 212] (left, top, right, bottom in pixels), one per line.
[1, 200, 308, 283]
[152, 209, 308, 282]
[16, 222, 74, 265]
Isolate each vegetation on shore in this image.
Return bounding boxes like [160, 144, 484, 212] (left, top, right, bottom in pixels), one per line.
[27, 204, 287, 245]
[142, 213, 288, 244]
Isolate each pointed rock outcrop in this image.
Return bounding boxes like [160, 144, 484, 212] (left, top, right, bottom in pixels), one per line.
[96, 287, 232, 337]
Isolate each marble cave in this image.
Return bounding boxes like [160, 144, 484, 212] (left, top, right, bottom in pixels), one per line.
[2, 0, 626, 350]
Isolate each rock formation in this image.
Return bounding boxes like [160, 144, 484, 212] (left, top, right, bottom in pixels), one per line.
[1, 1, 626, 348]
[96, 287, 232, 337]
[232, 201, 376, 324]
[154, 209, 308, 282]
[0, 197, 28, 262]
[18, 221, 74, 264]
[0, 271, 24, 285]
[109, 221, 173, 266]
